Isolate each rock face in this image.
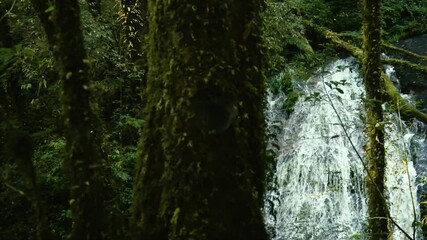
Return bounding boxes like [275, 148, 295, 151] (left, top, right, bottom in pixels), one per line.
[395, 34, 427, 111]
[398, 34, 427, 55]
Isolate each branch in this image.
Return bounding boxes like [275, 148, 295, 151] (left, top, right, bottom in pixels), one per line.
[3, 181, 28, 198]
[383, 58, 427, 75]
[321, 73, 414, 240]
[307, 21, 427, 124]
[382, 72, 427, 124]
[339, 32, 427, 62]
[383, 43, 427, 62]
[0, 0, 17, 22]
[305, 21, 363, 58]
[29, 0, 56, 46]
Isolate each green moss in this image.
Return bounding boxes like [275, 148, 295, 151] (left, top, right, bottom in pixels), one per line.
[132, 1, 268, 239]
[362, 0, 390, 238]
[282, 90, 300, 113]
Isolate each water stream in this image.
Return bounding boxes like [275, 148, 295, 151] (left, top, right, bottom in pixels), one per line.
[264, 57, 426, 240]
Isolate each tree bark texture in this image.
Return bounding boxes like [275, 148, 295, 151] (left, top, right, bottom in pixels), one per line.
[362, 0, 390, 239]
[0, 2, 13, 48]
[4, 130, 54, 240]
[30, 0, 56, 46]
[119, 0, 147, 61]
[131, 1, 268, 239]
[308, 23, 427, 124]
[53, 1, 108, 239]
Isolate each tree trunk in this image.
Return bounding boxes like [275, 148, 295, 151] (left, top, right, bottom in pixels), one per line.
[4, 130, 54, 240]
[30, 0, 56, 46]
[0, 2, 13, 48]
[53, 1, 108, 239]
[119, 0, 147, 61]
[308, 23, 427, 124]
[131, 1, 268, 239]
[362, 0, 390, 239]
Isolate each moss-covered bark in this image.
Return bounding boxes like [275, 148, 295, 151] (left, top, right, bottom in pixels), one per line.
[382, 72, 427, 123]
[362, 0, 389, 239]
[119, 0, 147, 61]
[53, 1, 108, 239]
[131, 1, 268, 239]
[308, 23, 427, 125]
[382, 58, 427, 75]
[0, 4, 13, 48]
[29, 0, 56, 46]
[3, 130, 54, 240]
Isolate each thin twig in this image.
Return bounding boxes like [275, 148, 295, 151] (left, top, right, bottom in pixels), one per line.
[0, 0, 17, 22]
[3, 181, 27, 197]
[396, 99, 418, 240]
[320, 68, 414, 240]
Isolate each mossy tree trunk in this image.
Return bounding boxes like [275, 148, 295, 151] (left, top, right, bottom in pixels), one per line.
[0, 2, 14, 117]
[119, 0, 147, 61]
[308, 22, 427, 125]
[0, 2, 13, 48]
[53, 1, 108, 239]
[131, 0, 268, 239]
[3, 129, 54, 240]
[362, 0, 390, 239]
[30, 0, 56, 46]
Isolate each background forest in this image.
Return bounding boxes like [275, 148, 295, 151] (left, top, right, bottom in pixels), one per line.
[1, 0, 427, 239]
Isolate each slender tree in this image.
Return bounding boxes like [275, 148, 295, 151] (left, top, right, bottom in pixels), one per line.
[0, 1, 13, 48]
[3, 129, 54, 240]
[131, 0, 268, 239]
[0, 2, 14, 116]
[29, 0, 56, 46]
[119, 0, 147, 61]
[308, 22, 427, 125]
[362, 0, 390, 239]
[52, 1, 108, 239]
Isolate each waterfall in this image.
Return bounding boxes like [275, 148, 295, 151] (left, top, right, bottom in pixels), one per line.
[264, 57, 425, 240]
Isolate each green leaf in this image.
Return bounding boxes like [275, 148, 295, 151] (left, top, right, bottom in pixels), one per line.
[0, 47, 16, 65]
[116, 171, 131, 181]
[22, 47, 36, 56]
[45, 5, 55, 13]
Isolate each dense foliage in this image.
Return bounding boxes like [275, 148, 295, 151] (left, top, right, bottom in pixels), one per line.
[1, 1, 141, 238]
[0, 0, 426, 238]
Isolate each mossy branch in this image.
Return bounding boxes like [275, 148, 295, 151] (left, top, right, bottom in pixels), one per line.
[3, 181, 27, 197]
[383, 43, 427, 62]
[335, 32, 427, 74]
[382, 72, 427, 124]
[383, 58, 427, 75]
[313, 25, 427, 67]
[339, 32, 427, 63]
[307, 21, 427, 125]
[305, 21, 363, 58]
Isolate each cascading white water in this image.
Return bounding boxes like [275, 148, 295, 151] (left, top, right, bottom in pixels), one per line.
[264, 57, 424, 240]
